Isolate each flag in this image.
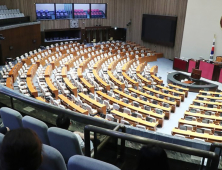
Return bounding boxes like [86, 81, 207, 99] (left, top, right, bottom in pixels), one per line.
[209, 35, 215, 61]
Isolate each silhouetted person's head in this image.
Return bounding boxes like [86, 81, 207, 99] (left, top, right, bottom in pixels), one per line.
[136, 144, 169, 170]
[56, 113, 70, 130]
[0, 128, 42, 170]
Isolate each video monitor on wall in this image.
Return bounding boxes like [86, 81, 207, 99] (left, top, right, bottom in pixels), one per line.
[55, 4, 73, 19]
[91, 4, 107, 19]
[74, 4, 90, 19]
[36, 3, 55, 20]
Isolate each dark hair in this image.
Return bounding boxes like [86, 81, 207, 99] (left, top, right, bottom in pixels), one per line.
[56, 113, 70, 130]
[136, 144, 169, 170]
[0, 128, 42, 170]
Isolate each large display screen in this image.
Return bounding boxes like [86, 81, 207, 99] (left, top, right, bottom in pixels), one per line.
[36, 3, 55, 20]
[74, 4, 90, 19]
[91, 4, 107, 18]
[141, 14, 177, 47]
[55, 4, 73, 19]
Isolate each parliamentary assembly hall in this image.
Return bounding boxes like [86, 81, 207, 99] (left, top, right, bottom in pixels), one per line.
[0, 0, 221, 170]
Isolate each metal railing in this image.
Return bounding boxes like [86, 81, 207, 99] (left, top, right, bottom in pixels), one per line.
[84, 125, 219, 170]
[0, 85, 117, 130]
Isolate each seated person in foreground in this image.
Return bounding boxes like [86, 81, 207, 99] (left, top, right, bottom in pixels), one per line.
[0, 128, 42, 170]
[136, 144, 169, 170]
[0, 126, 10, 135]
[56, 113, 94, 151]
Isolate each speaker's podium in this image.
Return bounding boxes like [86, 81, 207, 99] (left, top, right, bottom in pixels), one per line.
[191, 68, 202, 80]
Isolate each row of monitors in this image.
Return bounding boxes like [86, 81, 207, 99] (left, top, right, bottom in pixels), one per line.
[35, 3, 107, 20]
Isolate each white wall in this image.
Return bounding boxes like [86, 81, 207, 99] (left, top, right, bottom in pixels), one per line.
[180, 0, 222, 60]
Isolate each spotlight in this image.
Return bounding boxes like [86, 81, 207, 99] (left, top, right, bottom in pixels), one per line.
[114, 27, 117, 30]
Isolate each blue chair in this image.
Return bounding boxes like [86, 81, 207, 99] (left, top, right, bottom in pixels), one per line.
[38, 144, 67, 170]
[0, 133, 4, 148]
[68, 155, 121, 170]
[48, 127, 83, 163]
[0, 107, 23, 130]
[22, 116, 50, 145]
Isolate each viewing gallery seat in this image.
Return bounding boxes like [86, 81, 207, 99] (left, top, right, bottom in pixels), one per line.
[0, 40, 188, 132]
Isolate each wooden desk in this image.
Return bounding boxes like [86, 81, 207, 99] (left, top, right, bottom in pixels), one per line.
[44, 65, 52, 78]
[27, 64, 37, 78]
[197, 94, 222, 100]
[108, 71, 125, 91]
[80, 78, 94, 93]
[61, 67, 67, 78]
[63, 77, 78, 97]
[136, 73, 151, 85]
[156, 85, 185, 101]
[45, 77, 58, 99]
[35, 97, 46, 102]
[111, 110, 158, 131]
[168, 84, 189, 97]
[96, 91, 164, 126]
[199, 90, 222, 95]
[122, 72, 139, 87]
[193, 99, 222, 107]
[128, 88, 176, 113]
[8, 62, 23, 83]
[172, 128, 222, 143]
[93, 70, 110, 91]
[78, 93, 106, 115]
[6, 77, 13, 89]
[178, 119, 222, 131]
[189, 105, 222, 113]
[58, 94, 88, 115]
[26, 77, 38, 97]
[143, 86, 181, 107]
[184, 111, 222, 121]
[113, 89, 171, 118]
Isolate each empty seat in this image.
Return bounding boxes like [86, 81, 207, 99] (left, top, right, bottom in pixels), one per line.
[48, 127, 83, 163]
[38, 144, 67, 170]
[22, 116, 50, 145]
[67, 155, 120, 170]
[0, 107, 23, 130]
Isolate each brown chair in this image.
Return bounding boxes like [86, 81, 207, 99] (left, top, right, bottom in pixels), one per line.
[191, 69, 202, 79]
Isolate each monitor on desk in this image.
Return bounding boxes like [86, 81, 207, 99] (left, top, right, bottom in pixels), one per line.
[185, 116, 193, 121]
[155, 87, 159, 91]
[143, 97, 148, 101]
[146, 117, 154, 123]
[169, 86, 173, 89]
[196, 128, 204, 134]
[198, 97, 204, 100]
[144, 105, 151, 111]
[215, 94, 219, 97]
[152, 100, 158, 105]
[147, 85, 152, 88]
[131, 112, 137, 118]
[214, 130, 222, 136]
[202, 93, 207, 96]
[163, 103, 169, 108]
[174, 93, 179, 96]
[190, 108, 197, 113]
[159, 95, 164, 99]
[194, 102, 200, 106]
[150, 92, 154, 96]
[208, 104, 213, 108]
[164, 90, 169, 94]
[202, 119, 210, 124]
[170, 98, 175, 102]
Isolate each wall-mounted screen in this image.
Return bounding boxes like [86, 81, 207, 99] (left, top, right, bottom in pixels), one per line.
[55, 4, 73, 19]
[141, 14, 177, 47]
[36, 3, 55, 20]
[74, 4, 90, 19]
[91, 4, 107, 18]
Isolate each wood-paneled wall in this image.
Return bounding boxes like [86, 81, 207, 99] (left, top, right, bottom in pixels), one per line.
[2, 0, 187, 59]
